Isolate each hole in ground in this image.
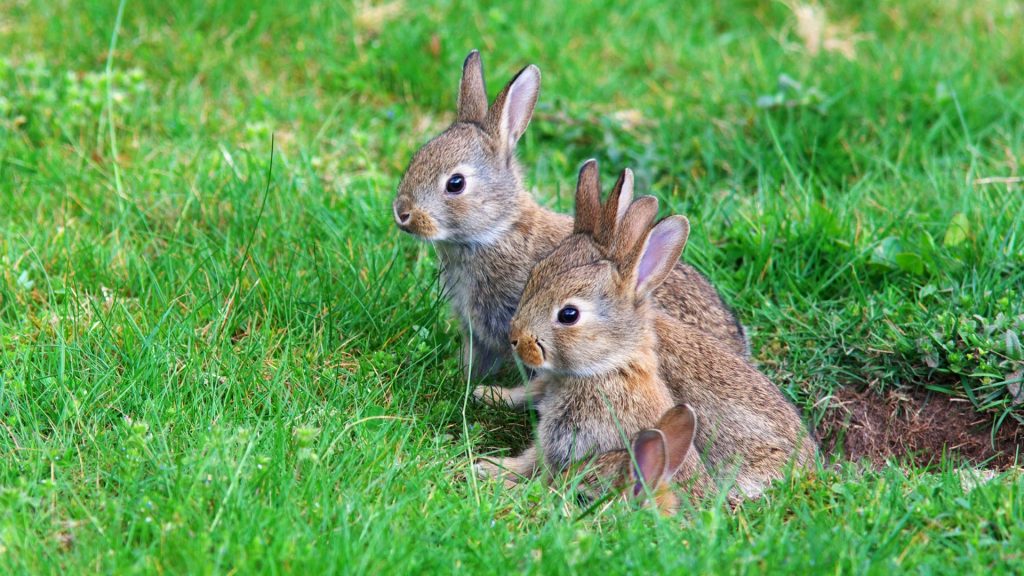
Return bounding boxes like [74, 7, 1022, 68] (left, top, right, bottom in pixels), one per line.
[818, 386, 1024, 470]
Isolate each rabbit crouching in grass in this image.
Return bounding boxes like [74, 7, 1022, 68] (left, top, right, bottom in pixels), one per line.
[476, 168, 817, 502]
[474, 170, 710, 497]
[393, 51, 748, 384]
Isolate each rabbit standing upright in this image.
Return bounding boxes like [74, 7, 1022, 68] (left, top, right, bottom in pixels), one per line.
[393, 51, 748, 387]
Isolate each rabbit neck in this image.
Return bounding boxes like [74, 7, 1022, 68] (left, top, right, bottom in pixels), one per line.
[433, 197, 572, 355]
[538, 346, 673, 473]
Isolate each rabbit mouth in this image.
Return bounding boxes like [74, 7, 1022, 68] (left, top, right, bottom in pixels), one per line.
[515, 339, 546, 368]
[393, 200, 441, 239]
[396, 213, 441, 240]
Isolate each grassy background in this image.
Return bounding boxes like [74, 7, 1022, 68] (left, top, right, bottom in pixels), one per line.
[1, 0, 1023, 572]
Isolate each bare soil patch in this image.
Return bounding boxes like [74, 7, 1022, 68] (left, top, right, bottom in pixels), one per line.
[819, 387, 1023, 470]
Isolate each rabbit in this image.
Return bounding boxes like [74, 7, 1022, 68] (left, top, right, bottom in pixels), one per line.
[393, 50, 749, 385]
[478, 168, 817, 500]
[473, 171, 700, 488]
[572, 404, 717, 515]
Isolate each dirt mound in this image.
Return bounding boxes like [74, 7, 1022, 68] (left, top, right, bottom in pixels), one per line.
[819, 387, 1023, 470]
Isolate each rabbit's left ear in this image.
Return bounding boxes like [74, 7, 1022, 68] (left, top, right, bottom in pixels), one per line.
[630, 429, 668, 498]
[627, 215, 690, 299]
[574, 159, 602, 235]
[458, 50, 488, 124]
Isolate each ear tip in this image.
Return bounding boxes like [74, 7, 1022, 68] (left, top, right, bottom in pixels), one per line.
[580, 158, 598, 174]
[510, 65, 541, 93]
[518, 64, 541, 85]
[635, 195, 659, 210]
[669, 403, 696, 421]
[638, 428, 666, 443]
[620, 169, 635, 191]
[464, 50, 481, 66]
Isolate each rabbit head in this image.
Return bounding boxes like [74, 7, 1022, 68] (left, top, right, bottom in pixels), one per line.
[508, 162, 691, 377]
[575, 404, 702, 514]
[394, 50, 540, 245]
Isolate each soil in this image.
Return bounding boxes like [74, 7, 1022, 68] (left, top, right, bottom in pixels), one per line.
[818, 386, 1024, 470]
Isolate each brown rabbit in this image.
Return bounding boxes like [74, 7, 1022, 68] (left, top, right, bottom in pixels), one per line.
[393, 50, 748, 383]
[474, 177, 705, 489]
[573, 404, 716, 515]
[478, 168, 816, 500]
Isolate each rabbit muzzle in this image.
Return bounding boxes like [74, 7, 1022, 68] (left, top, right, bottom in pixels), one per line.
[509, 326, 545, 368]
[392, 196, 439, 239]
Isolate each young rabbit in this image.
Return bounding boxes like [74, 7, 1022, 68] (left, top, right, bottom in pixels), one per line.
[474, 173, 704, 489]
[573, 404, 716, 515]
[393, 50, 748, 383]
[479, 169, 817, 500]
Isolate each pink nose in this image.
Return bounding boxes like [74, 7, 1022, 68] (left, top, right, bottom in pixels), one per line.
[393, 200, 413, 226]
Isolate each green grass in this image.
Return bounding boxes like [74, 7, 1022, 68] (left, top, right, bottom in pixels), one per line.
[1, 0, 1023, 572]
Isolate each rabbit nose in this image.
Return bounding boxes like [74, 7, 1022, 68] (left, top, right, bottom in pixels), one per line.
[509, 326, 522, 349]
[393, 198, 413, 226]
[509, 327, 545, 367]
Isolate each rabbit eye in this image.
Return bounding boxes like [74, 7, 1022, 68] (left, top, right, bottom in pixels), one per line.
[557, 305, 580, 325]
[445, 174, 466, 194]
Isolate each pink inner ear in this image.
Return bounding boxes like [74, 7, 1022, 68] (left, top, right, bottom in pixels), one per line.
[615, 171, 633, 222]
[506, 70, 538, 140]
[636, 226, 679, 289]
[631, 430, 667, 497]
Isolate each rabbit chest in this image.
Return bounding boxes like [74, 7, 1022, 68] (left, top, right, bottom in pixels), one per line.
[438, 243, 530, 350]
[536, 377, 673, 473]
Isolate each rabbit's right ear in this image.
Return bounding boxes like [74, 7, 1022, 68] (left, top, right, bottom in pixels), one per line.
[655, 404, 698, 478]
[574, 159, 602, 235]
[630, 429, 668, 498]
[458, 50, 488, 124]
[486, 65, 541, 158]
[610, 195, 659, 273]
[625, 214, 690, 299]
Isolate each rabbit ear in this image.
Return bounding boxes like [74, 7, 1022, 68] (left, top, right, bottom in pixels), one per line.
[595, 168, 634, 248]
[574, 159, 602, 235]
[610, 195, 659, 270]
[458, 50, 488, 124]
[627, 215, 690, 298]
[630, 429, 669, 498]
[655, 404, 698, 479]
[486, 65, 541, 157]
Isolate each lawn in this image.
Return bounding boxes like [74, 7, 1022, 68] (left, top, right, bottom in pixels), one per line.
[1, 0, 1023, 573]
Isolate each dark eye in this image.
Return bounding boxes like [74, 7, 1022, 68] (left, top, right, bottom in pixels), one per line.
[445, 174, 466, 194]
[557, 305, 579, 325]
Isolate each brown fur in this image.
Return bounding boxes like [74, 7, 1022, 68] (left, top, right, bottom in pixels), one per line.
[475, 178, 703, 498]
[394, 51, 747, 381]
[576, 405, 717, 514]
[653, 313, 817, 498]
[477, 170, 817, 502]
